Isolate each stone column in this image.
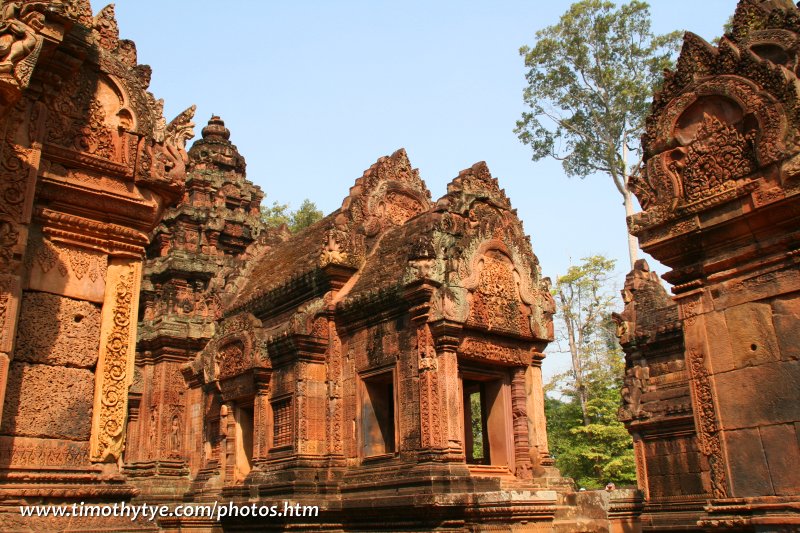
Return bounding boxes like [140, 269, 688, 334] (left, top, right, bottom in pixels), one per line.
[526, 358, 552, 466]
[676, 289, 729, 500]
[424, 320, 464, 460]
[252, 375, 270, 463]
[0, 99, 48, 426]
[221, 402, 234, 485]
[512, 366, 533, 479]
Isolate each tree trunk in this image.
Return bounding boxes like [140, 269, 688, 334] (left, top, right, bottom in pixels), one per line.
[621, 150, 638, 269]
[561, 291, 591, 426]
[623, 186, 638, 268]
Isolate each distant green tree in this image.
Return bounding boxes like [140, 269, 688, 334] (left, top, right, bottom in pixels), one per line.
[545, 255, 636, 489]
[516, 0, 681, 267]
[260, 198, 323, 233]
[290, 199, 324, 232]
[260, 200, 291, 229]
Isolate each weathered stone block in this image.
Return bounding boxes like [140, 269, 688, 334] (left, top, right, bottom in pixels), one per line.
[0, 362, 94, 440]
[720, 303, 780, 372]
[724, 427, 773, 498]
[771, 296, 800, 362]
[760, 423, 800, 495]
[14, 291, 100, 368]
[714, 361, 800, 430]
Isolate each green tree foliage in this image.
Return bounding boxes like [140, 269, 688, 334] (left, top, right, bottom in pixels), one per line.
[260, 198, 323, 233]
[260, 201, 292, 229]
[291, 199, 324, 232]
[469, 392, 484, 461]
[545, 255, 636, 489]
[515, 0, 681, 267]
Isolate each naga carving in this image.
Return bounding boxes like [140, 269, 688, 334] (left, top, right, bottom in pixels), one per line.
[138, 104, 196, 193]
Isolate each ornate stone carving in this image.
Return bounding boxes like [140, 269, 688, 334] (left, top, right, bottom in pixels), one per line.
[91, 263, 139, 463]
[332, 148, 431, 267]
[618, 366, 651, 422]
[0, 2, 45, 98]
[687, 348, 728, 499]
[92, 4, 119, 52]
[215, 341, 246, 381]
[466, 253, 529, 334]
[319, 229, 348, 266]
[459, 337, 530, 366]
[139, 105, 196, 191]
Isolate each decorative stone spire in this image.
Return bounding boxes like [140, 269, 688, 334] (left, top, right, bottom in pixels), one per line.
[187, 115, 246, 173]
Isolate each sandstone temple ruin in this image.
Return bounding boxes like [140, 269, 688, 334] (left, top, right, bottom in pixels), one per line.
[0, 0, 797, 531]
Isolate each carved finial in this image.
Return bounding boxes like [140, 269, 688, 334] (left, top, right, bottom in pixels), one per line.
[201, 115, 231, 141]
[187, 114, 246, 173]
[319, 229, 347, 266]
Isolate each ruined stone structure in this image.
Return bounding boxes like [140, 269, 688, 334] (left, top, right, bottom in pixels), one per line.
[0, 0, 196, 530]
[620, 0, 800, 530]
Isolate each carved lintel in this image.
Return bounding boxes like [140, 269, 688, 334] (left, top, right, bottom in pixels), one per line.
[35, 207, 149, 257]
[90, 259, 142, 463]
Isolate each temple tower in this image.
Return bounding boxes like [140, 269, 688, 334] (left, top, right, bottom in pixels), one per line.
[125, 116, 267, 499]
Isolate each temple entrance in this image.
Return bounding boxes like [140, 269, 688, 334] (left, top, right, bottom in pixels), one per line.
[460, 369, 510, 469]
[360, 371, 396, 458]
[463, 380, 491, 464]
[234, 403, 254, 483]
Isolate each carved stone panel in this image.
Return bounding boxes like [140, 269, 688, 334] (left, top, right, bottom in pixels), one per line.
[14, 291, 100, 368]
[1, 361, 94, 440]
[25, 231, 108, 303]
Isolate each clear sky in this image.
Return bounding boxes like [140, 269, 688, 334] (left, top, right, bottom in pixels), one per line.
[112, 0, 737, 378]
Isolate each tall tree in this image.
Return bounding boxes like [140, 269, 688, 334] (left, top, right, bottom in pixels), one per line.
[545, 255, 636, 488]
[553, 255, 617, 425]
[515, 0, 681, 267]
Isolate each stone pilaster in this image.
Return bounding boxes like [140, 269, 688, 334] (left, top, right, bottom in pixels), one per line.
[90, 259, 142, 462]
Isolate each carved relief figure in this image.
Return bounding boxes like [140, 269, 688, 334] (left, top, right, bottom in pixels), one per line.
[169, 414, 181, 454]
[0, 2, 44, 89]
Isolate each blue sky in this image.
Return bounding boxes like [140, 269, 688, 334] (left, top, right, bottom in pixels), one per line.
[112, 1, 736, 378]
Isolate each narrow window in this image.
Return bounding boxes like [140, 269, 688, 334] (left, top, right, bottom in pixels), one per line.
[361, 372, 395, 457]
[272, 398, 292, 449]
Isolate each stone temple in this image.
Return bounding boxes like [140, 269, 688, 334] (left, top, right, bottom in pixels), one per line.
[0, 0, 796, 531]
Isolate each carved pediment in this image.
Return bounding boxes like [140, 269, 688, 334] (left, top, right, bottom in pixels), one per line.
[634, 0, 800, 231]
[332, 148, 432, 267]
[194, 313, 268, 384]
[464, 250, 532, 337]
